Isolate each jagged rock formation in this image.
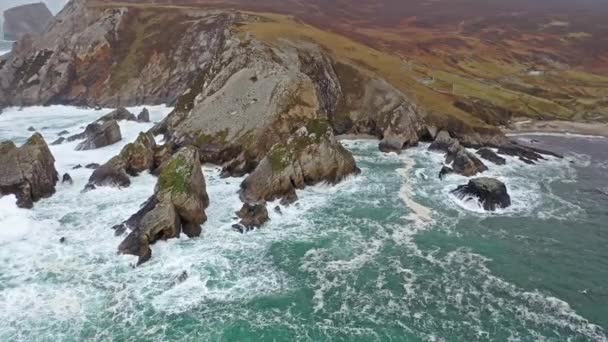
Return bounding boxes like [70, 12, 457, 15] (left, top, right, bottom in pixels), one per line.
[452, 178, 511, 211]
[0, 133, 58, 208]
[74, 120, 122, 151]
[239, 120, 360, 205]
[0, 0, 238, 108]
[429, 131, 488, 177]
[476, 148, 506, 165]
[86, 132, 159, 189]
[115, 146, 209, 265]
[97, 107, 137, 123]
[2, 3, 53, 41]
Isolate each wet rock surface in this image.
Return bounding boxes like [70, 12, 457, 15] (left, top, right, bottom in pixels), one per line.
[116, 147, 209, 265]
[239, 120, 360, 205]
[0, 133, 58, 208]
[233, 203, 270, 233]
[74, 120, 122, 151]
[452, 177, 511, 211]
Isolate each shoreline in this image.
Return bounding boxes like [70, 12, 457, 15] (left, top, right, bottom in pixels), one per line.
[502, 120, 608, 139]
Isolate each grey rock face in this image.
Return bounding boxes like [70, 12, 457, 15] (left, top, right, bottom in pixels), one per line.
[116, 146, 209, 265]
[239, 120, 360, 206]
[0, 133, 58, 208]
[452, 177, 511, 211]
[84, 132, 162, 190]
[3, 3, 53, 41]
[96, 107, 136, 123]
[75, 120, 121, 151]
[136, 108, 150, 123]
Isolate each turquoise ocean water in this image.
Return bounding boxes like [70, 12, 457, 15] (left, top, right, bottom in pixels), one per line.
[0, 107, 606, 341]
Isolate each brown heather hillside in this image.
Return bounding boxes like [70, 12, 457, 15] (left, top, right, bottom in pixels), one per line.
[89, 0, 608, 124]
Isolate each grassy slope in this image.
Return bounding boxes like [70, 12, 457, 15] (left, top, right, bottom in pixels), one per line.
[92, 1, 608, 124]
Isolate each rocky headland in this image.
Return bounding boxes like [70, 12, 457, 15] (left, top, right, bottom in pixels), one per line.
[0, 0, 590, 264]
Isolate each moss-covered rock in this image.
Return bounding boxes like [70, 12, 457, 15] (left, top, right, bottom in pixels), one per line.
[239, 121, 360, 205]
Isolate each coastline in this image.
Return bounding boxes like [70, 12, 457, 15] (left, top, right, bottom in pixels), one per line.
[502, 119, 608, 138]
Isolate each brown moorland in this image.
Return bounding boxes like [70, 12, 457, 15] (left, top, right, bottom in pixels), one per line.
[89, 0, 608, 125]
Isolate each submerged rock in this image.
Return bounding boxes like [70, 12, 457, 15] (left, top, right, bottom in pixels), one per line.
[239, 120, 360, 205]
[452, 177, 511, 211]
[74, 120, 122, 151]
[0, 133, 58, 208]
[85, 163, 100, 169]
[27, 126, 36, 132]
[116, 147, 209, 265]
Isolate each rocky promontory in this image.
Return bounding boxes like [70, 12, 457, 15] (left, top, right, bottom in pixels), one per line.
[0, 133, 58, 208]
[115, 146, 209, 265]
[239, 120, 360, 205]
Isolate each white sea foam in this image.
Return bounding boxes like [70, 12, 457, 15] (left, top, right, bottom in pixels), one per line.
[0, 113, 604, 340]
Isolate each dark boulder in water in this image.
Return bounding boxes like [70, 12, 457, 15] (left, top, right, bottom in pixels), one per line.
[137, 108, 150, 123]
[452, 177, 511, 211]
[85, 163, 100, 169]
[234, 203, 270, 232]
[62, 173, 73, 185]
[476, 148, 506, 165]
[51, 137, 65, 145]
[27, 126, 36, 132]
[439, 166, 454, 179]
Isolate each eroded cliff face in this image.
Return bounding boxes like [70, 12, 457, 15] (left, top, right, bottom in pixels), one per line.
[0, 0, 237, 108]
[0, 0, 511, 169]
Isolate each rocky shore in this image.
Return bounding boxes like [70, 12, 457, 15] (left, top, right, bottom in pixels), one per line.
[0, 0, 575, 264]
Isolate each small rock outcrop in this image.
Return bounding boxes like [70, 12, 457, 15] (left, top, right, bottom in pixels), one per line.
[2, 3, 53, 41]
[97, 107, 137, 123]
[233, 203, 269, 233]
[115, 147, 209, 265]
[497, 143, 562, 164]
[137, 108, 150, 123]
[86, 156, 130, 189]
[51, 137, 65, 145]
[0, 133, 58, 208]
[239, 120, 360, 205]
[73, 120, 122, 151]
[378, 104, 424, 154]
[62, 173, 73, 185]
[439, 166, 454, 179]
[452, 177, 511, 211]
[429, 131, 488, 177]
[477, 148, 506, 165]
[85, 132, 159, 190]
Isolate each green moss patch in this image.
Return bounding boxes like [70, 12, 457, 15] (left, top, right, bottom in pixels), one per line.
[158, 155, 192, 194]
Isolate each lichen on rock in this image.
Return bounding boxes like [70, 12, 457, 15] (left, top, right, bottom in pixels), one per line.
[116, 146, 209, 265]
